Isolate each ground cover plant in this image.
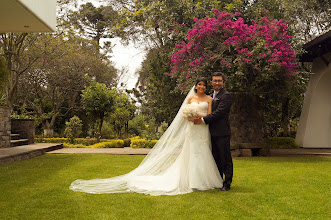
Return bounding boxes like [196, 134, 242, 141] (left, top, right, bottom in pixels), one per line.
[0, 155, 330, 219]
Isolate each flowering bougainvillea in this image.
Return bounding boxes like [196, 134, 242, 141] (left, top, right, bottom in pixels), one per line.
[168, 9, 300, 95]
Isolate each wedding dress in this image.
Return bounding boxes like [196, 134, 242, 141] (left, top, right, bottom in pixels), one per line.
[70, 87, 223, 196]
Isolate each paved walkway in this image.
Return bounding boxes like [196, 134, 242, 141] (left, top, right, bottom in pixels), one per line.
[269, 148, 331, 156]
[47, 147, 151, 155]
[0, 143, 62, 165]
[1, 144, 330, 165]
[48, 147, 331, 156]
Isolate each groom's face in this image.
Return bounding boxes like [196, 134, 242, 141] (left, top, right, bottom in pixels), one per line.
[211, 76, 225, 91]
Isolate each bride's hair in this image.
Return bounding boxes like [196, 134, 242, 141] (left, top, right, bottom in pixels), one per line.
[194, 77, 208, 93]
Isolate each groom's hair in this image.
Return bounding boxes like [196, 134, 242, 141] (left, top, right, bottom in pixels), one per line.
[194, 77, 208, 93]
[212, 72, 226, 82]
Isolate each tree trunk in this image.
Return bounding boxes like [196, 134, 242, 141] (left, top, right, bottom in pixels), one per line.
[43, 114, 57, 138]
[97, 116, 104, 142]
[43, 121, 53, 138]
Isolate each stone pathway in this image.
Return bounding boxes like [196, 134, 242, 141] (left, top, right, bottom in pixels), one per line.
[1, 144, 330, 165]
[0, 143, 62, 165]
[47, 147, 151, 155]
[47, 147, 331, 157]
[269, 148, 331, 157]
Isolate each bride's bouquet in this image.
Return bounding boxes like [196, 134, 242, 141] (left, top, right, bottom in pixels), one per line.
[182, 104, 198, 118]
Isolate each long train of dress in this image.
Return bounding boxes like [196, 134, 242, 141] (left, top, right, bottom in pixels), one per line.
[70, 102, 222, 195]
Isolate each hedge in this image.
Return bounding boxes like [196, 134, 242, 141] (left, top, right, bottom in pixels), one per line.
[130, 138, 158, 148]
[35, 138, 107, 146]
[35, 137, 156, 148]
[268, 137, 299, 149]
[36, 137, 298, 149]
[63, 140, 124, 148]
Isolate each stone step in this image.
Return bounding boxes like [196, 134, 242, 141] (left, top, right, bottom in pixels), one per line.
[0, 143, 63, 165]
[10, 133, 20, 140]
[10, 139, 29, 147]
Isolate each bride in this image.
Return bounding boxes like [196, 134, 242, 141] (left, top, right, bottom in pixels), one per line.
[70, 77, 223, 196]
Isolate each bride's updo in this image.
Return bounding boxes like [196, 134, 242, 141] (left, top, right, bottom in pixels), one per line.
[194, 77, 208, 93]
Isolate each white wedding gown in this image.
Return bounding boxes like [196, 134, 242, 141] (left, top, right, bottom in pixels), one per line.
[70, 90, 223, 196]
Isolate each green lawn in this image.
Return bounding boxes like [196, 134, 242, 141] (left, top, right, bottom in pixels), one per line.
[0, 155, 330, 219]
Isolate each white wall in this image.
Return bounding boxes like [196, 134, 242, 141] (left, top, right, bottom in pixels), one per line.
[19, 0, 57, 31]
[296, 52, 331, 148]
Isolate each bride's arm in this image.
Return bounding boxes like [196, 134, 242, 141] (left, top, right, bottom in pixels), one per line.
[183, 96, 193, 120]
[207, 97, 212, 114]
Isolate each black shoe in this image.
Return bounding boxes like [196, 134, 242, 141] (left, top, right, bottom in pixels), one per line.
[221, 186, 231, 191]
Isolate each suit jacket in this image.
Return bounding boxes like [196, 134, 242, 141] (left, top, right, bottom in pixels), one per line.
[203, 88, 232, 137]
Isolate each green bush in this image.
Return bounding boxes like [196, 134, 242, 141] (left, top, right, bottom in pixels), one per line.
[123, 138, 131, 147]
[268, 137, 299, 149]
[148, 140, 158, 148]
[91, 140, 124, 148]
[62, 140, 124, 148]
[63, 143, 87, 148]
[64, 116, 82, 144]
[35, 137, 105, 146]
[35, 138, 67, 144]
[75, 138, 99, 146]
[130, 137, 158, 148]
[130, 138, 147, 148]
[35, 137, 149, 148]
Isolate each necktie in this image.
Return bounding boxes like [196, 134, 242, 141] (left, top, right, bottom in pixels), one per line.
[213, 91, 219, 98]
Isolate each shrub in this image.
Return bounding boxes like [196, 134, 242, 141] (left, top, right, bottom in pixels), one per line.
[64, 116, 83, 144]
[91, 140, 124, 148]
[35, 138, 67, 144]
[130, 138, 147, 148]
[148, 140, 158, 148]
[35, 138, 130, 148]
[268, 137, 299, 149]
[75, 138, 99, 146]
[63, 143, 87, 148]
[62, 140, 124, 148]
[123, 138, 131, 147]
[130, 138, 158, 148]
[35, 137, 113, 145]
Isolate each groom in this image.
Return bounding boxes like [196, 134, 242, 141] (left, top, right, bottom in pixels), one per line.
[194, 72, 233, 191]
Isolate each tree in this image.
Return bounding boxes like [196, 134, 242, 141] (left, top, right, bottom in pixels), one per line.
[116, 0, 327, 138]
[81, 82, 116, 141]
[108, 92, 136, 138]
[70, 2, 118, 48]
[168, 10, 304, 144]
[114, 0, 233, 46]
[137, 49, 185, 126]
[0, 33, 39, 111]
[64, 115, 83, 144]
[0, 57, 9, 105]
[15, 33, 117, 137]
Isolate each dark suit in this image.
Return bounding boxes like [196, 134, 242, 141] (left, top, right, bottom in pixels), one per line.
[203, 88, 233, 187]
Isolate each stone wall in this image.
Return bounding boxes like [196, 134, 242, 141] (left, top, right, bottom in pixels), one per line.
[229, 93, 267, 148]
[11, 119, 35, 144]
[0, 107, 11, 148]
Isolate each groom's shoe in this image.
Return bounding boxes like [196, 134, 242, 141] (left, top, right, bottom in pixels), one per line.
[220, 185, 231, 191]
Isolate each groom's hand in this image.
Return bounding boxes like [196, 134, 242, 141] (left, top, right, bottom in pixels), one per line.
[193, 117, 203, 124]
[187, 116, 194, 122]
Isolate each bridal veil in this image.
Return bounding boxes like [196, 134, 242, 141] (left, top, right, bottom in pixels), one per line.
[70, 87, 197, 194]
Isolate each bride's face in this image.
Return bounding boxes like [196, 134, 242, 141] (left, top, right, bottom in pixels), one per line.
[195, 81, 207, 94]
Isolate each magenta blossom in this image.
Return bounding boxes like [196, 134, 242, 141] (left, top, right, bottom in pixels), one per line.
[168, 9, 299, 93]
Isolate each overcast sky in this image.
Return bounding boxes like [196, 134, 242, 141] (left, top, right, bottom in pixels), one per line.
[78, 0, 146, 89]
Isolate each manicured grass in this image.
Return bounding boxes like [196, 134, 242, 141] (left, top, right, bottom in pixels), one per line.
[0, 155, 330, 219]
